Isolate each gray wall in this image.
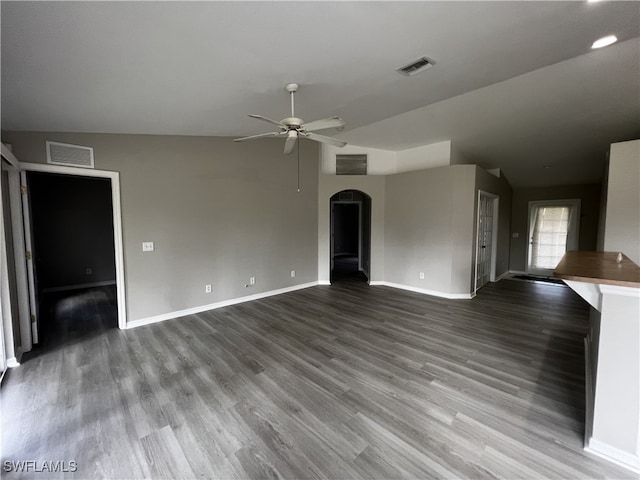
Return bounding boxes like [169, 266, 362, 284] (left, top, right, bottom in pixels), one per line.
[2, 132, 319, 322]
[603, 140, 640, 264]
[509, 183, 601, 272]
[384, 165, 476, 295]
[475, 167, 512, 281]
[27, 172, 116, 291]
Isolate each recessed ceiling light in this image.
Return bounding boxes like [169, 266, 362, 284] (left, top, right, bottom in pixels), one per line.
[587, 0, 603, 3]
[592, 35, 618, 49]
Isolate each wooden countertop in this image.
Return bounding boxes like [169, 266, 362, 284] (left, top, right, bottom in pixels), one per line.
[554, 250, 640, 288]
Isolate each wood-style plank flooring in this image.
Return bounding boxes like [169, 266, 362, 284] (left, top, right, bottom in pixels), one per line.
[1, 280, 635, 479]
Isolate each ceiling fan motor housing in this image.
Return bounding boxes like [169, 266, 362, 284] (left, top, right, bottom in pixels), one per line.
[282, 117, 303, 129]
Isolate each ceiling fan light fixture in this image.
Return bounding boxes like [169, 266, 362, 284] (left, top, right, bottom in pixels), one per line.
[591, 35, 617, 49]
[234, 83, 347, 155]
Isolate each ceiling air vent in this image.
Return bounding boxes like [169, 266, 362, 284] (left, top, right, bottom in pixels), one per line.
[396, 56, 435, 76]
[46, 141, 94, 168]
[336, 154, 367, 175]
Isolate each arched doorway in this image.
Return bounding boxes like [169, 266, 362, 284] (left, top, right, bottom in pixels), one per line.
[330, 190, 371, 283]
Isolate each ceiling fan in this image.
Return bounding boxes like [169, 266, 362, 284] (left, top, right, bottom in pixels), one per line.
[234, 83, 347, 155]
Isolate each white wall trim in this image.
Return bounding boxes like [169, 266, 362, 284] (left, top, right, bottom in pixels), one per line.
[1, 157, 32, 353]
[508, 270, 528, 276]
[318, 280, 331, 286]
[600, 284, 640, 298]
[6, 357, 20, 368]
[127, 282, 319, 329]
[42, 280, 116, 294]
[494, 271, 511, 282]
[1, 143, 20, 169]
[585, 438, 640, 474]
[373, 281, 474, 299]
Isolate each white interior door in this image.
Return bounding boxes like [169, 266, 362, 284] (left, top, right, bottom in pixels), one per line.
[20, 171, 40, 343]
[2, 156, 33, 353]
[475, 192, 498, 291]
[527, 199, 581, 276]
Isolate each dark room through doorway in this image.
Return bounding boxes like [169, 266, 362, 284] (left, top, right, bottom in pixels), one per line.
[330, 190, 371, 283]
[26, 171, 118, 349]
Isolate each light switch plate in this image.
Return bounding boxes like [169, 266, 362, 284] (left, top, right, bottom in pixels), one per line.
[142, 241, 154, 252]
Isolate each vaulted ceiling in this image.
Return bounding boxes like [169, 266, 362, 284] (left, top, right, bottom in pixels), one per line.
[2, 1, 639, 187]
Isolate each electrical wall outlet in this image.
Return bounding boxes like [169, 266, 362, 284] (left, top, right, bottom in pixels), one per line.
[419, 272, 425, 280]
[85, 267, 92, 275]
[142, 241, 154, 252]
[291, 270, 296, 278]
[205, 284, 212, 293]
[249, 276, 256, 285]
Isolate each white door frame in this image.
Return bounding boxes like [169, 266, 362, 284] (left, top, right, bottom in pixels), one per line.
[474, 190, 499, 293]
[19, 161, 127, 329]
[526, 199, 581, 276]
[1, 161, 19, 368]
[2, 155, 32, 353]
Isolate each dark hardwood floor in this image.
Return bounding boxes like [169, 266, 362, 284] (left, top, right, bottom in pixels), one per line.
[1, 280, 634, 479]
[331, 255, 368, 283]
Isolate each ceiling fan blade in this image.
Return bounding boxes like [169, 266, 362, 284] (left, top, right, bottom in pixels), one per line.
[303, 116, 345, 132]
[283, 132, 297, 155]
[233, 131, 282, 142]
[305, 132, 347, 148]
[249, 114, 285, 128]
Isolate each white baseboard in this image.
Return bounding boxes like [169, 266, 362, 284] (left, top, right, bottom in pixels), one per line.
[494, 271, 511, 282]
[585, 438, 640, 474]
[372, 281, 474, 300]
[127, 282, 319, 329]
[42, 280, 116, 294]
[318, 280, 331, 286]
[7, 357, 20, 368]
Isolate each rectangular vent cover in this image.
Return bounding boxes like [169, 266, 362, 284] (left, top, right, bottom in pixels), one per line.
[396, 56, 434, 76]
[338, 191, 354, 201]
[336, 154, 367, 175]
[46, 141, 94, 168]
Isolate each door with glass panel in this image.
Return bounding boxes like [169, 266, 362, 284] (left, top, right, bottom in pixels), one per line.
[475, 192, 498, 291]
[527, 199, 580, 276]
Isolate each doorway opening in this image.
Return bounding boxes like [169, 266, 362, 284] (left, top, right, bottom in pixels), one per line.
[26, 171, 118, 348]
[475, 191, 499, 292]
[527, 199, 581, 277]
[330, 190, 371, 283]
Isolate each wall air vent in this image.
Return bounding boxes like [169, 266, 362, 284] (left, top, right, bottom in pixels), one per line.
[336, 154, 367, 175]
[396, 56, 435, 76]
[338, 191, 354, 201]
[46, 141, 94, 168]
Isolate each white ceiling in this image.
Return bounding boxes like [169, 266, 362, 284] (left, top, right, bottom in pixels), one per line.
[2, 1, 639, 187]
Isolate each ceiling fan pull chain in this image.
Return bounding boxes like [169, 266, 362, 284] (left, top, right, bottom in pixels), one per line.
[297, 139, 301, 192]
